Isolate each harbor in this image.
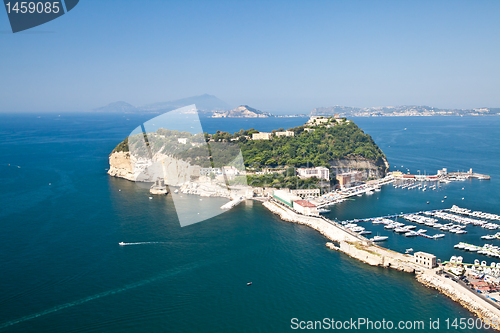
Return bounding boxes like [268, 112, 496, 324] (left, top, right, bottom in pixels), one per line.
[262, 197, 500, 326]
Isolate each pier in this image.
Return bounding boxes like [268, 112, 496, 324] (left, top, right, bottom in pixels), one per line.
[262, 199, 500, 326]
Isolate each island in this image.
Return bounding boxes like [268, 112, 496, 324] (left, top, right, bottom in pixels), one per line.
[108, 115, 500, 329]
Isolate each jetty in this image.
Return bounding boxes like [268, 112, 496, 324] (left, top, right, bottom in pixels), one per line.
[262, 200, 500, 328]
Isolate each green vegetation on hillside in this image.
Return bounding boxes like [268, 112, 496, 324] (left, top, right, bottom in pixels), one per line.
[111, 119, 387, 188]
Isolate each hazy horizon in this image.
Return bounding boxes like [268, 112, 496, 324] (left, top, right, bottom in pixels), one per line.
[1, 0, 500, 114]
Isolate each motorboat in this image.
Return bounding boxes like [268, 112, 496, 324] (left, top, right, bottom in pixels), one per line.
[119, 242, 126, 246]
[371, 235, 389, 242]
[433, 234, 445, 239]
[405, 248, 414, 253]
[417, 229, 427, 234]
[405, 231, 418, 237]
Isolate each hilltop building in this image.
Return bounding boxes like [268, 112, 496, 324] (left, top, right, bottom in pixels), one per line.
[297, 167, 330, 181]
[275, 130, 295, 137]
[252, 132, 272, 140]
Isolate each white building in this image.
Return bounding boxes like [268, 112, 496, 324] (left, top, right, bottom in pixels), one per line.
[307, 116, 331, 125]
[200, 167, 221, 176]
[178, 138, 187, 144]
[290, 188, 320, 197]
[252, 132, 272, 140]
[296, 167, 330, 181]
[437, 168, 447, 176]
[272, 190, 301, 207]
[275, 130, 295, 137]
[293, 200, 319, 216]
[414, 251, 437, 269]
[222, 166, 239, 176]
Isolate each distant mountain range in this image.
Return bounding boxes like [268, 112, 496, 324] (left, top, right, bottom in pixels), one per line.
[93, 95, 500, 118]
[92, 94, 232, 115]
[311, 105, 500, 117]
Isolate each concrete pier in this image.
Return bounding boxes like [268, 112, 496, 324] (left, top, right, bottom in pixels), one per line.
[262, 199, 500, 329]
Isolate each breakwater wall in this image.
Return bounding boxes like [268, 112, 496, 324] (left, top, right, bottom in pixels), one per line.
[417, 273, 500, 327]
[262, 200, 417, 273]
[263, 199, 500, 328]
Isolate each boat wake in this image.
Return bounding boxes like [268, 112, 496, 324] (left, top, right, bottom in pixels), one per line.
[119, 241, 166, 246]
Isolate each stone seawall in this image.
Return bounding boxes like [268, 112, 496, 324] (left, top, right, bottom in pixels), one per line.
[263, 200, 417, 273]
[417, 273, 500, 329]
[263, 199, 500, 328]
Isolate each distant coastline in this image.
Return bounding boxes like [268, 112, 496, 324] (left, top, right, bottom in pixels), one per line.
[90, 94, 500, 118]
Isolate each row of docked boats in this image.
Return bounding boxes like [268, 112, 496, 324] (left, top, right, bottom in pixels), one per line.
[431, 210, 497, 229]
[482, 232, 500, 240]
[404, 214, 466, 234]
[454, 243, 500, 258]
[450, 205, 500, 221]
[372, 217, 445, 239]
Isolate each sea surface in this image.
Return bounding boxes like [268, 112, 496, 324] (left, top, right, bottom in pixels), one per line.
[0, 113, 499, 332]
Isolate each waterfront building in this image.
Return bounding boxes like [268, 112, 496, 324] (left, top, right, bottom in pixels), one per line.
[200, 167, 222, 176]
[336, 171, 362, 189]
[272, 190, 301, 208]
[391, 171, 403, 177]
[414, 251, 437, 269]
[293, 200, 319, 216]
[437, 168, 447, 176]
[252, 132, 272, 140]
[297, 167, 330, 181]
[222, 166, 239, 177]
[275, 130, 295, 137]
[290, 188, 320, 197]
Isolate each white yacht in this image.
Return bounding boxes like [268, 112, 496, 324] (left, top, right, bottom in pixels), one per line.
[371, 235, 389, 242]
[417, 229, 427, 234]
[384, 224, 396, 230]
[405, 231, 418, 237]
[433, 234, 445, 239]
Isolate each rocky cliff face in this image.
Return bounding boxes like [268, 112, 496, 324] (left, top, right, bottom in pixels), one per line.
[330, 157, 389, 179]
[108, 151, 201, 185]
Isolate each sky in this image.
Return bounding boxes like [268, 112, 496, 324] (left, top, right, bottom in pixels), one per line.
[1, 0, 500, 114]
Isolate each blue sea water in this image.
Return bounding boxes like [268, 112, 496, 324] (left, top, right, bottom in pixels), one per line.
[0, 113, 499, 332]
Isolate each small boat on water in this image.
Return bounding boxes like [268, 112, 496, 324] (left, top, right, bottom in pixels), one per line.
[384, 224, 396, 230]
[359, 230, 372, 235]
[371, 235, 389, 242]
[433, 234, 445, 239]
[405, 231, 418, 237]
[482, 235, 496, 240]
[318, 208, 331, 214]
[247, 282, 252, 286]
[119, 242, 126, 246]
[417, 229, 427, 234]
[405, 248, 414, 253]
